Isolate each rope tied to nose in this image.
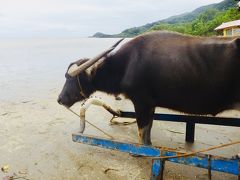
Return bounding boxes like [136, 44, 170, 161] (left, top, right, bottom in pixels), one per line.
[70, 73, 135, 138]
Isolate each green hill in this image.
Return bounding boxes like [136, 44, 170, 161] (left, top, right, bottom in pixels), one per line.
[92, 0, 240, 38]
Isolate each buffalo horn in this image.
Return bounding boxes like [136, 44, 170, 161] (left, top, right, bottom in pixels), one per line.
[68, 38, 124, 77]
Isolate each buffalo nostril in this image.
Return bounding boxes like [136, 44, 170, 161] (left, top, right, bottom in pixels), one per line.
[57, 97, 62, 104]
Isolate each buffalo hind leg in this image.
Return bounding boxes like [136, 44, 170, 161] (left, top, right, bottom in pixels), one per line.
[134, 104, 155, 145]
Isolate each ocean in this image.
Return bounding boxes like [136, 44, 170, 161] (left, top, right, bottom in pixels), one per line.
[0, 38, 120, 101]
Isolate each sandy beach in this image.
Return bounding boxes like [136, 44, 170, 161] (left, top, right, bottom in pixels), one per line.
[0, 89, 239, 179]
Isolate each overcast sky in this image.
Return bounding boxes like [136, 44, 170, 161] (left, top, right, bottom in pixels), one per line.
[0, 0, 223, 38]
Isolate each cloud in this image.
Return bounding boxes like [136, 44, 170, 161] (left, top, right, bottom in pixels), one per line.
[0, 0, 223, 37]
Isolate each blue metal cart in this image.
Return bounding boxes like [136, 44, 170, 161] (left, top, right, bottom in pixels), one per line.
[72, 111, 240, 180]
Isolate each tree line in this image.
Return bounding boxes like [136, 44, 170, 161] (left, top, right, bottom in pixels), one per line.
[149, 8, 240, 36]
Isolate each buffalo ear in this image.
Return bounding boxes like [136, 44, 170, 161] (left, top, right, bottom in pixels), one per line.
[232, 38, 240, 49]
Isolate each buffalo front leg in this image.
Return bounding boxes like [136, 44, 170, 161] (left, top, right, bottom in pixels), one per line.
[134, 104, 155, 145]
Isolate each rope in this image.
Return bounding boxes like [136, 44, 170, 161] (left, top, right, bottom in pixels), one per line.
[64, 105, 240, 160]
[154, 140, 240, 160]
[63, 94, 239, 159]
[110, 116, 136, 125]
[64, 106, 115, 139]
[77, 75, 87, 98]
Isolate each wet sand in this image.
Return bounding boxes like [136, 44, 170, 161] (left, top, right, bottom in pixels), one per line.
[0, 90, 239, 180]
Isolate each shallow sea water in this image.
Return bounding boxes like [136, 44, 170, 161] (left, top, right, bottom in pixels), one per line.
[0, 37, 121, 101]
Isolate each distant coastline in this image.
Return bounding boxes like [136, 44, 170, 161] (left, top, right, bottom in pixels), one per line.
[92, 0, 239, 38]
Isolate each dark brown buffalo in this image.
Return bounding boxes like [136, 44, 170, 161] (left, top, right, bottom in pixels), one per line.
[58, 31, 240, 145]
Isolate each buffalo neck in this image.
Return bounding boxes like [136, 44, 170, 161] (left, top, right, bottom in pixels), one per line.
[90, 56, 124, 95]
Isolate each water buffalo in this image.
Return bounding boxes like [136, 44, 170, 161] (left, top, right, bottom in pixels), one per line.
[58, 31, 240, 145]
